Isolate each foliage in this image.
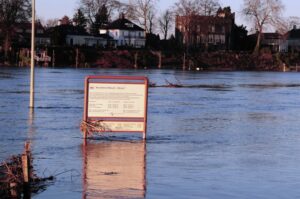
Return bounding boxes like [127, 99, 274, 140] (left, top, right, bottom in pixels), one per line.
[79, 0, 125, 27]
[73, 9, 87, 28]
[232, 24, 248, 51]
[91, 5, 109, 35]
[0, 0, 31, 59]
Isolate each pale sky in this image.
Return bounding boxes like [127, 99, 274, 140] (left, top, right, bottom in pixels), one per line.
[36, 0, 299, 30]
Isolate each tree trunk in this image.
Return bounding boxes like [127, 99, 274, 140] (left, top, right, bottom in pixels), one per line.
[4, 30, 11, 61]
[144, 13, 147, 33]
[254, 31, 262, 55]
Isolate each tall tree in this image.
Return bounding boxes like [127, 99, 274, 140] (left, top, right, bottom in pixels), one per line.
[242, 0, 284, 54]
[45, 18, 60, 28]
[73, 9, 87, 28]
[129, 0, 158, 33]
[147, 6, 156, 34]
[159, 9, 173, 40]
[79, 0, 123, 27]
[0, 0, 31, 59]
[276, 16, 300, 34]
[198, 0, 220, 16]
[174, 0, 219, 16]
[60, 16, 71, 25]
[174, 0, 201, 49]
[91, 5, 109, 35]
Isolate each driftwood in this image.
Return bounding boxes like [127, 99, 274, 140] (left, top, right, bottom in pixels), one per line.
[0, 143, 54, 198]
[80, 120, 111, 136]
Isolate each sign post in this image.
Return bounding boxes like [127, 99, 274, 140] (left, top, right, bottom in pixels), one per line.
[83, 76, 148, 140]
[29, 0, 36, 108]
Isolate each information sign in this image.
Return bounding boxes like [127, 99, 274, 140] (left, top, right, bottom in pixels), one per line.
[84, 76, 148, 139]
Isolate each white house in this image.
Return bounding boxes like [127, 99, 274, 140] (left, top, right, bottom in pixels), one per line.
[66, 34, 107, 47]
[100, 17, 146, 48]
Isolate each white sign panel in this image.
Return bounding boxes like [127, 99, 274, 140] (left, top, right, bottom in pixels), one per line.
[84, 76, 148, 137]
[88, 83, 146, 118]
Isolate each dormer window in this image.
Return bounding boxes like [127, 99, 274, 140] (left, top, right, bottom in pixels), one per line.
[125, 23, 134, 28]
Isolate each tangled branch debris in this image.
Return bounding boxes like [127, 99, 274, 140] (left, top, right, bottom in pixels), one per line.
[80, 120, 111, 136]
[0, 143, 54, 198]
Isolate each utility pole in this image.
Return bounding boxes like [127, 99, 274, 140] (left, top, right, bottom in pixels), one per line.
[29, 0, 36, 108]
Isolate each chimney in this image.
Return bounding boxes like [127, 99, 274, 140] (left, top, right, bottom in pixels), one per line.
[293, 25, 297, 30]
[119, 13, 125, 19]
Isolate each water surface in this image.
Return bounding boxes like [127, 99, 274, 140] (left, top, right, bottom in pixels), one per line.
[0, 68, 300, 198]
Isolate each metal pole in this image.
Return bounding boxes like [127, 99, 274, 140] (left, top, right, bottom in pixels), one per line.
[29, 0, 36, 108]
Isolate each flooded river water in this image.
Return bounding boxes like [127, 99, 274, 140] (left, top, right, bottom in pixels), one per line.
[1, 68, 300, 198]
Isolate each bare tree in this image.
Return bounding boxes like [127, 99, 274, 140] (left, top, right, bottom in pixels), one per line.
[79, 0, 124, 26]
[198, 0, 220, 16]
[174, 0, 201, 49]
[276, 16, 300, 34]
[174, 0, 219, 16]
[129, 0, 158, 33]
[147, 6, 156, 34]
[287, 17, 300, 30]
[174, 0, 201, 16]
[159, 9, 173, 40]
[45, 18, 60, 28]
[0, 0, 31, 59]
[242, 0, 284, 54]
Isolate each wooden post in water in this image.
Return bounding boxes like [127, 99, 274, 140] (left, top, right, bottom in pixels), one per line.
[10, 182, 18, 197]
[134, 52, 138, 69]
[22, 154, 30, 183]
[76, 48, 79, 68]
[52, 49, 55, 67]
[183, 53, 186, 70]
[158, 51, 162, 69]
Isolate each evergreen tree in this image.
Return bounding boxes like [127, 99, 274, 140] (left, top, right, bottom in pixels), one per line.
[0, 0, 31, 60]
[91, 5, 108, 35]
[73, 9, 87, 28]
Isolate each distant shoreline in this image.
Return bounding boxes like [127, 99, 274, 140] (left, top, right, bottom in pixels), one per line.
[1, 49, 298, 72]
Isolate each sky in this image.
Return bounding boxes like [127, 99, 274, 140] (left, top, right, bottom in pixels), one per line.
[36, 0, 300, 30]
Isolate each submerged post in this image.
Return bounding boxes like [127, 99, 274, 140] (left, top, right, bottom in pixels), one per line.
[29, 0, 36, 108]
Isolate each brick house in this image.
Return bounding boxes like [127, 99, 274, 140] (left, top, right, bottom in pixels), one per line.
[175, 8, 235, 50]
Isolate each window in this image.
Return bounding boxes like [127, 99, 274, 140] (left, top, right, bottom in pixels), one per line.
[125, 23, 134, 28]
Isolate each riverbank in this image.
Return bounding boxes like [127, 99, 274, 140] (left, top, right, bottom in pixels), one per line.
[1, 48, 299, 71]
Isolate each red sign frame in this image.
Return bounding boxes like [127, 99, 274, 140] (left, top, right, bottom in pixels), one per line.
[83, 76, 149, 139]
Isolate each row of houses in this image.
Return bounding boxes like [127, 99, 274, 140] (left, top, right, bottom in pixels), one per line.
[0, 16, 146, 49]
[254, 27, 300, 52]
[2, 9, 300, 53]
[66, 17, 146, 48]
[175, 7, 300, 52]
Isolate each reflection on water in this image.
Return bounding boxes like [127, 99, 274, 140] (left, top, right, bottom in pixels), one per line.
[82, 141, 146, 199]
